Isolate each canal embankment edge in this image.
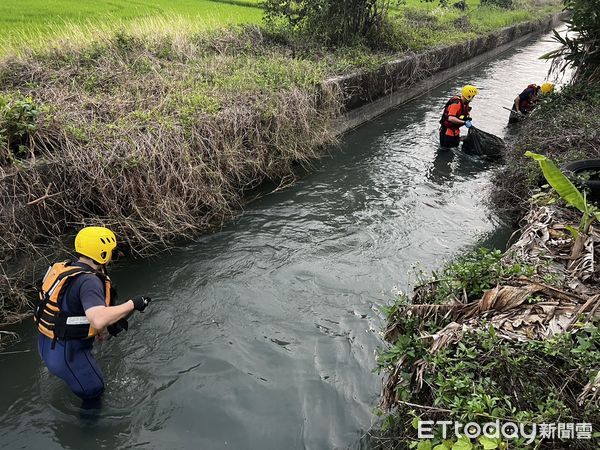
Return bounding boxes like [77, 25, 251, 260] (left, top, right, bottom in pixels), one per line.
[331, 12, 565, 134]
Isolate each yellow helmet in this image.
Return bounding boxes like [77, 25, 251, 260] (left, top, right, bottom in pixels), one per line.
[75, 227, 117, 265]
[461, 85, 479, 102]
[541, 82, 555, 94]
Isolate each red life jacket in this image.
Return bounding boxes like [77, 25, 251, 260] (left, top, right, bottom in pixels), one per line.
[440, 96, 470, 135]
[519, 84, 539, 112]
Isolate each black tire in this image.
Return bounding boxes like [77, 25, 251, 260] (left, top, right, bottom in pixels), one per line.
[561, 159, 600, 202]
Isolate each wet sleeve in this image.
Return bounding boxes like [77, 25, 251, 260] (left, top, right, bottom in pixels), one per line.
[446, 103, 462, 117]
[79, 276, 106, 312]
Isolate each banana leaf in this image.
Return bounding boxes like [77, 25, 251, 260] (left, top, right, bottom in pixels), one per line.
[525, 151, 587, 213]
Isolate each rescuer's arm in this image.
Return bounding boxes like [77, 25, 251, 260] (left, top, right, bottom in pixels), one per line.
[86, 297, 151, 331]
[447, 116, 469, 125]
[86, 302, 135, 331]
[514, 96, 521, 112]
[446, 103, 470, 126]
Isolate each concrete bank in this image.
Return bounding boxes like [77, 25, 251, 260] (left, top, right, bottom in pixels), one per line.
[329, 12, 565, 133]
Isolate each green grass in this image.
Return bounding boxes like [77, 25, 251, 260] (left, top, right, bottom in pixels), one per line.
[383, 1, 562, 51]
[0, 0, 263, 54]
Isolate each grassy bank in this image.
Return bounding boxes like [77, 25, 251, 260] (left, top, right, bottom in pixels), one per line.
[0, 0, 560, 329]
[491, 83, 600, 221]
[0, 26, 344, 325]
[375, 245, 600, 448]
[375, 84, 600, 448]
[384, 0, 560, 52]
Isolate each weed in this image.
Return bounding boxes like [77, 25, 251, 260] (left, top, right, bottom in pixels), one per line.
[376, 321, 600, 448]
[419, 247, 534, 304]
[0, 93, 40, 161]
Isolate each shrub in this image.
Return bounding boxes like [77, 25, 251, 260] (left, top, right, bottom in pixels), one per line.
[0, 94, 40, 162]
[262, 0, 394, 46]
[480, 0, 513, 8]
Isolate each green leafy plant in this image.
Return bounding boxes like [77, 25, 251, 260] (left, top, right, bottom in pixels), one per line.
[0, 93, 40, 158]
[542, 0, 600, 82]
[525, 151, 600, 233]
[376, 321, 600, 447]
[421, 248, 534, 304]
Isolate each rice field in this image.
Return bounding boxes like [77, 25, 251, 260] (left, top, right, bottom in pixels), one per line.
[0, 0, 263, 54]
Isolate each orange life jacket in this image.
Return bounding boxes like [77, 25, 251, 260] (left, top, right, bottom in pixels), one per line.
[34, 261, 111, 343]
[440, 96, 470, 135]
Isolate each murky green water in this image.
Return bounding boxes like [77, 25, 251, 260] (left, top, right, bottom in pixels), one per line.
[0, 29, 565, 450]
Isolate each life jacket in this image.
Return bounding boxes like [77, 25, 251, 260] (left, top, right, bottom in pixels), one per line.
[440, 96, 470, 136]
[34, 261, 112, 345]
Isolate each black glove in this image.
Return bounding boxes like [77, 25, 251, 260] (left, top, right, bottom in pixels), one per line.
[107, 318, 129, 337]
[131, 296, 151, 312]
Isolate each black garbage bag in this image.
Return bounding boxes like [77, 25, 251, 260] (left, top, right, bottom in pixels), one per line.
[462, 126, 505, 160]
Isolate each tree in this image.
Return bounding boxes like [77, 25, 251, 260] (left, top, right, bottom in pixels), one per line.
[543, 0, 600, 82]
[263, 0, 392, 46]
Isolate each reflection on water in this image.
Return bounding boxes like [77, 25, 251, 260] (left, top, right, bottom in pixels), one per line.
[0, 29, 565, 450]
[428, 147, 455, 184]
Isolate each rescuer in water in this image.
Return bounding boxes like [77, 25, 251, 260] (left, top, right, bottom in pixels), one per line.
[509, 81, 555, 122]
[439, 85, 479, 148]
[35, 226, 151, 403]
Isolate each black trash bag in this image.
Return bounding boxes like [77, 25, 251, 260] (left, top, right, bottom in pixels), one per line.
[462, 126, 505, 160]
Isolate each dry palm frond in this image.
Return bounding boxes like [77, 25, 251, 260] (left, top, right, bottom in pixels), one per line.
[381, 355, 408, 410]
[568, 229, 595, 281]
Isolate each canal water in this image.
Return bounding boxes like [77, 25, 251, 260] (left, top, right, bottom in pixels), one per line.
[0, 29, 565, 450]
